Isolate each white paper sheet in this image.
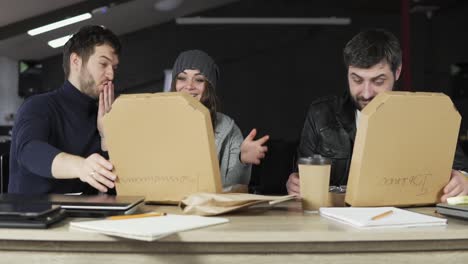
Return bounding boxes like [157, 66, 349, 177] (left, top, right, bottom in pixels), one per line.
[70, 214, 229, 241]
[319, 207, 447, 229]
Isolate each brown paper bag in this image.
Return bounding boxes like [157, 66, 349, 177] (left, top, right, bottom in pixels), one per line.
[179, 193, 296, 216]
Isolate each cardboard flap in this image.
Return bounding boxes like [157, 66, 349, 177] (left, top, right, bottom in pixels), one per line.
[103, 92, 222, 202]
[346, 91, 461, 207]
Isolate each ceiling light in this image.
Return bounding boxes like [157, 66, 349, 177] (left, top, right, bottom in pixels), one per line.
[48, 35, 73, 48]
[92, 6, 110, 15]
[28, 13, 92, 36]
[154, 0, 184, 11]
[176, 17, 351, 25]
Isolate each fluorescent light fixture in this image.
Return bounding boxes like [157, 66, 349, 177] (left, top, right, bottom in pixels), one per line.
[176, 17, 351, 25]
[28, 13, 92, 36]
[48, 35, 73, 48]
[154, 0, 184, 11]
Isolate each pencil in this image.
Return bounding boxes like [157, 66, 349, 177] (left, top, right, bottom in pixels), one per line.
[371, 210, 393, 220]
[107, 212, 167, 220]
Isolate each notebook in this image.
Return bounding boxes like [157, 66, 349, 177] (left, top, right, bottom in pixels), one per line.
[436, 203, 468, 220]
[319, 207, 447, 229]
[70, 214, 229, 241]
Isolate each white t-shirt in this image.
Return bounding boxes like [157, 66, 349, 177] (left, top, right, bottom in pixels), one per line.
[355, 110, 361, 128]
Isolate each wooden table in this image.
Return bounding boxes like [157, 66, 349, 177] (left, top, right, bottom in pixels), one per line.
[0, 201, 467, 263]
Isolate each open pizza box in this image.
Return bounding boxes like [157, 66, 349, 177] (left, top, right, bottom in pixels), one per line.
[103, 92, 222, 203]
[345, 91, 461, 207]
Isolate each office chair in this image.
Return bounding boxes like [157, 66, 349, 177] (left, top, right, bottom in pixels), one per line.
[0, 153, 9, 193]
[249, 139, 298, 195]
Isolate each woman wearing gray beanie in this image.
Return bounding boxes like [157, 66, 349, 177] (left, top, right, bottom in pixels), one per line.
[171, 50, 269, 191]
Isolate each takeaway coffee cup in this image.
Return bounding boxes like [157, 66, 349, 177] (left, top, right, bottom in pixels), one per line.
[298, 155, 331, 211]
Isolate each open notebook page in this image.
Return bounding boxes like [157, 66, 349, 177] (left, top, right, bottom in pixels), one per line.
[319, 207, 446, 229]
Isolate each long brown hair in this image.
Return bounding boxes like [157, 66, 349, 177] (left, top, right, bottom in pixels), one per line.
[171, 75, 219, 129]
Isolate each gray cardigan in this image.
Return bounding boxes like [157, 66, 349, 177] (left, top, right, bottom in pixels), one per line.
[214, 113, 251, 190]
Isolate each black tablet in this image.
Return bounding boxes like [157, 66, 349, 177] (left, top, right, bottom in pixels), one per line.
[0, 202, 61, 219]
[0, 202, 66, 228]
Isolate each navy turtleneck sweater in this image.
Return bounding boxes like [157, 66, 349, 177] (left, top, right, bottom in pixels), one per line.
[9, 81, 103, 194]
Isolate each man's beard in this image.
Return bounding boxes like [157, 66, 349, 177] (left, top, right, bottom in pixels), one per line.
[79, 67, 99, 99]
[351, 96, 373, 111]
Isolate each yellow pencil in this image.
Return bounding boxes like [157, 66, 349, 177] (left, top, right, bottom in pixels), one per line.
[107, 212, 167, 220]
[371, 210, 393, 220]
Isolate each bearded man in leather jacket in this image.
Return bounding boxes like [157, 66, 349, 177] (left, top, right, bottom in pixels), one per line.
[286, 29, 468, 202]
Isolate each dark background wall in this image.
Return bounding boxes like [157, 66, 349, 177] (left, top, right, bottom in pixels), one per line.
[8, 0, 466, 194]
[409, 1, 468, 139]
[39, 0, 468, 144]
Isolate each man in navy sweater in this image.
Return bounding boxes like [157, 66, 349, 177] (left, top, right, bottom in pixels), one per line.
[9, 25, 120, 194]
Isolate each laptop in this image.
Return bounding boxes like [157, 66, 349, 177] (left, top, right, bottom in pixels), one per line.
[48, 194, 145, 217]
[0, 194, 145, 217]
[436, 203, 468, 220]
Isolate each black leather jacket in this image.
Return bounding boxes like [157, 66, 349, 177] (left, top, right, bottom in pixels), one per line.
[298, 93, 468, 186]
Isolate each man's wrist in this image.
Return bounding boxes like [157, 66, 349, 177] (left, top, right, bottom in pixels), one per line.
[459, 171, 468, 182]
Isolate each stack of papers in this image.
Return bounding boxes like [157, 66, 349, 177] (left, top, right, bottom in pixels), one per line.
[319, 207, 447, 229]
[70, 214, 228, 241]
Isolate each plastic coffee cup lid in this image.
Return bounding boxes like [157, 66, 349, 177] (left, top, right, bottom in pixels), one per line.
[298, 154, 331, 165]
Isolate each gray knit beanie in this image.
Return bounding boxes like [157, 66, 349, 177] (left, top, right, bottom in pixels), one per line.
[172, 50, 219, 89]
